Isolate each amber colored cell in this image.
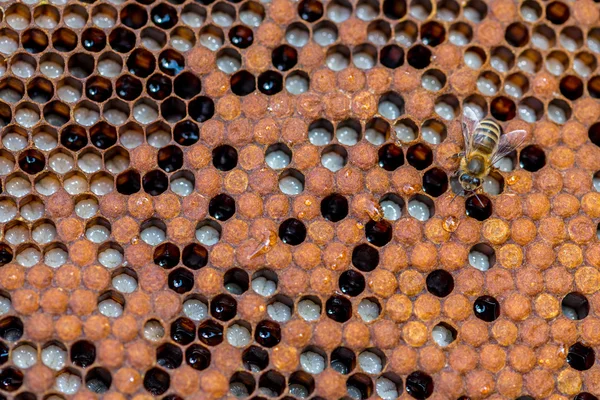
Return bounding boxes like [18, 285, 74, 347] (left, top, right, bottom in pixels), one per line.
[460, 318, 489, 347]
[314, 370, 346, 399]
[84, 315, 111, 341]
[402, 321, 428, 347]
[368, 269, 398, 298]
[535, 293, 560, 320]
[343, 321, 369, 349]
[69, 289, 96, 316]
[56, 315, 82, 341]
[419, 346, 445, 374]
[199, 370, 228, 399]
[413, 294, 441, 321]
[503, 292, 531, 321]
[271, 345, 298, 373]
[449, 345, 478, 373]
[113, 367, 142, 394]
[283, 320, 312, 348]
[314, 319, 342, 350]
[574, 98, 600, 126]
[553, 193, 580, 218]
[525, 369, 555, 398]
[389, 345, 418, 374]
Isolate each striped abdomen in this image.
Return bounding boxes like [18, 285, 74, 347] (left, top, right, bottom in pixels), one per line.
[471, 119, 501, 155]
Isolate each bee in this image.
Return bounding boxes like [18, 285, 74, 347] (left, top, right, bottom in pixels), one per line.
[454, 106, 527, 195]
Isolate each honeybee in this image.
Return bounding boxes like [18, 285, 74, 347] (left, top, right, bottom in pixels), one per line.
[455, 106, 527, 195]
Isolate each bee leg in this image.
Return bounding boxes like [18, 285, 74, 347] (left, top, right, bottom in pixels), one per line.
[449, 152, 465, 160]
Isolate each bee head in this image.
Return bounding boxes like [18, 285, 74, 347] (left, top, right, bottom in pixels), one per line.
[459, 173, 481, 192]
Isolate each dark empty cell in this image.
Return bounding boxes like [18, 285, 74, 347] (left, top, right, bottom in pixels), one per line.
[421, 21, 445, 47]
[243, 346, 269, 371]
[156, 343, 183, 369]
[231, 70, 256, 96]
[259, 371, 286, 397]
[346, 374, 373, 399]
[406, 143, 433, 170]
[143, 170, 169, 196]
[174, 121, 200, 146]
[52, 28, 76, 52]
[128, 49, 156, 78]
[560, 75, 584, 100]
[519, 145, 545, 172]
[254, 320, 281, 348]
[365, 220, 392, 247]
[210, 294, 237, 321]
[272, 45, 298, 71]
[405, 371, 433, 400]
[116, 170, 141, 195]
[14, 392, 35, 400]
[116, 75, 143, 100]
[378, 143, 404, 171]
[144, 368, 170, 396]
[380, 45, 404, 69]
[161, 97, 186, 123]
[189, 96, 215, 122]
[0, 367, 23, 392]
[146, 74, 172, 101]
[82, 28, 107, 52]
[589, 123, 600, 147]
[331, 347, 356, 374]
[60, 126, 88, 151]
[257, 71, 283, 95]
[168, 268, 194, 294]
[490, 96, 516, 121]
[0, 342, 8, 364]
[174, 72, 201, 99]
[170, 317, 196, 345]
[198, 320, 223, 346]
[23, 29, 49, 53]
[574, 393, 599, 400]
[27, 77, 54, 103]
[86, 76, 112, 102]
[298, 0, 323, 21]
[383, 0, 406, 19]
[121, 4, 148, 29]
[589, 76, 600, 99]
[0, 244, 12, 266]
[18, 150, 45, 175]
[109, 27, 136, 53]
[326, 295, 352, 323]
[182, 243, 208, 270]
[229, 25, 254, 49]
[212, 145, 238, 171]
[426, 270, 454, 298]
[473, 295, 500, 322]
[85, 367, 112, 393]
[90, 123, 117, 149]
[153, 243, 180, 269]
[0, 317, 21, 342]
[321, 194, 348, 222]
[407, 45, 431, 69]
[70, 340, 96, 368]
[209, 194, 236, 221]
[352, 243, 379, 272]
[568, 342, 595, 371]
[504, 22, 529, 47]
[278, 218, 306, 245]
[159, 50, 185, 76]
[562, 292, 590, 320]
[158, 145, 184, 172]
[151, 3, 178, 28]
[185, 344, 211, 370]
[422, 168, 448, 197]
[465, 194, 492, 221]
[546, 1, 569, 24]
[338, 270, 365, 297]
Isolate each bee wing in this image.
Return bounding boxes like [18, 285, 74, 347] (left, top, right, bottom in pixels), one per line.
[490, 129, 528, 166]
[461, 106, 480, 152]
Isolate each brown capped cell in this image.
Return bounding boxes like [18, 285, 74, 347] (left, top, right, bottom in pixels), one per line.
[26, 265, 52, 289]
[69, 289, 96, 316]
[256, 22, 283, 47]
[575, 98, 600, 126]
[437, 371, 463, 399]
[564, 167, 593, 195]
[393, 68, 421, 92]
[424, 218, 451, 243]
[460, 318, 489, 347]
[538, 343, 567, 370]
[249, 168, 279, 195]
[293, 243, 321, 270]
[242, 93, 269, 120]
[419, 345, 445, 373]
[211, 243, 235, 268]
[508, 170, 533, 194]
[557, 368, 582, 396]
[526, 242, 555, 270]
[282, 319, 312, 348]
[185, 144, 211, 170]
[367, 269, 397, 298]
[323, 92, 351, 120]
[536, 168, 564, 195]
[476, 20, 503, 46]
[167, 217, 195, 244]
[443, 294, 471, 321]
[47, 189, 74, 218]
[40, 287, 68, 314]
[12, 289, 39, 315]
[171, 366, 200, 397]
[238, 145, 264, 171]
[338, 18, 367, 45]
[510, 218, 537, 245]
[98, 338, 125, 368]
[455, 217, 481, 244]
[433, 44, 462, 70]
[365, 68, 391, 94]
[340, 67, 368, 93]
[126, 292, 151, 316]
[573, 0, 600, 24]
[114, 367, 142, 394]
[568, 215, 596, 244]
[137, 264, 166, 292]
[127, 193, 154, 220]
[312, 68, 336, 93]
[449, 67, 477, 96]
[99, 193, 127, 219]
[516, 267, 544, 295]
[305, 167, 334, 196]
[552, 193, 580, 218]
[535, 293, 560, 320]
[25, 364, 54, 392]
[520, 317, 549, 347]
[315, 370, 345, 399]
[237, 293, 266, 323]
[203, 71, 229, 98]
[581, 318, 600, 345]
[481, 218, 509, 245]
[313, 318, 342, 350]
[207, 345, 237, 375]
[153, 291, 181, 321]
[280, 267, 309, 295]
[405, 89, 434, 120]
[84, 315, 111, 341]
[410, 242, 438, 272]
[575, 266, 600, 294]
[216, 95, 241, 121]
[504, 292, 532, 321]
[126, 340, 154, 369]
[490, 0, 517, 20]
[455, 268, 484, 297]
[351, 91, 378, 120]
[0, 264, 25, 290]
[384, 294, 411, 323]
[485, 268, 514, 297]
[492, 319, 518, 346]
[299, 43, 325, 72]
[413, 293, 441, 321]
[309, 267, 335, 293]
[509, 344, 536, 373]
[55, 264, 81, 290]
[57, 218, 84, 242]
[196, 169, 223, 198]
[549, 146, 575, 170]
[188, 46, 216, 75]
[398, 269, 424, 296]
[402, 321, 428, 347]
[25, 313, 53, 341]
[494, 193, 523, 220]
[551, 318, 578, 345]
[389, 345, 418, 374]
[56, 315, 82, 341]
[113, 315, 138, 342]
[465, 370, 495, 399]
[200, 120, 225, 147]
[448, 344, 478, 373]
[130, 144, 157, 172]
[584, 368, 600, 395]
[561, 121, 588, 149]
[253, 118, 279, 145]
[531, 71, 558, 100]
[271, 345, 298, 373]
[111, 216, 139, 244]
[199, 370, 229, 399]
[83, 265, 110, 291]
[523, 193, 550, 220]
[70, 239, 98, 266]
[525, 369, 555, 398]
[497, 244, 523, 269]
[558, 244, 583, 271]
[497, 370, 523, 398]
[154, 194, 181, 220]
[221, 220, 249, 245]
[323, 242, 350, 271]
[582, 192, 600, 218]
[577, 144, 600, 171]
[371, 320, 400, 349]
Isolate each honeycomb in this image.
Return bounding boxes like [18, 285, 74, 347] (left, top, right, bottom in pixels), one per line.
[0, 0, 599, 398]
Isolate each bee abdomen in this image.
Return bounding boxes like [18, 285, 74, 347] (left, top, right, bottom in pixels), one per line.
[472, 120, 501, 154]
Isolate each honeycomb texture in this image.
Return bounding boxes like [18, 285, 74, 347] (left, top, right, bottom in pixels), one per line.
[0, 0, 599, 398]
